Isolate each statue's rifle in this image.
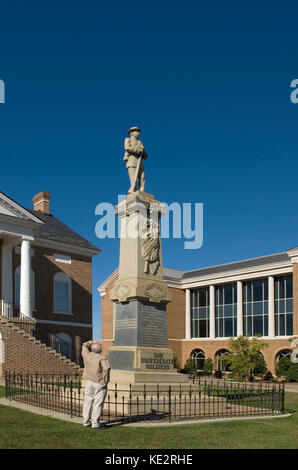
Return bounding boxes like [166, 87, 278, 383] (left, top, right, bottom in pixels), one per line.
[131, 151, 142, 192]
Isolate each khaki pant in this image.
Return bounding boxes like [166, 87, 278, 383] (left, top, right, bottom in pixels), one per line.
[82, 380, 107, 428]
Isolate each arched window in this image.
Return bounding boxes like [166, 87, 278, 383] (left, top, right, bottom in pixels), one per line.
[191, 349, 206, 370]
[15, 266, 35, 311]
[276, 350, 292, 361]
[54, 332, 72, 359]
[54, 272, 72, 314]
[215, 349, 231, 371]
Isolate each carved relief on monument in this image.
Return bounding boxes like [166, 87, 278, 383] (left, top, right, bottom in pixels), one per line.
[112, 282, 133, 302]
[143, 282, 168, 302]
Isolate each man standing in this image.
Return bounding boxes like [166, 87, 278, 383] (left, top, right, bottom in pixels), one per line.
[124, 126, 148, 193]
[81, 340, 110, 429]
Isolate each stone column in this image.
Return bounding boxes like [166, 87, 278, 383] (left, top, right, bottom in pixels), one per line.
[209, 285, 215, 339]
[185, 289, 191, 340]
[237, 281, 243, 336]
[20, 238, 32, 318]
[268, 276, 275, 338]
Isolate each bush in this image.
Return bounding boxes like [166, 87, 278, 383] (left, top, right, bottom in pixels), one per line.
[203, 358, 213, 375]
[173, 356, 180, 371]
[286, 364, 298, 382]
[252, 354, 267, 376]
[276, 356, 292, 377]
[184, 359, 197, 374]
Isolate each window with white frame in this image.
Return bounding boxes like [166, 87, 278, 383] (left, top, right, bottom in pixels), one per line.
[54, 272, 72, 314]
[243, 278, 268, 336]
[274, 275, 293, 336]
[215, 283, 237, 338]
[190, 288, 209, 338]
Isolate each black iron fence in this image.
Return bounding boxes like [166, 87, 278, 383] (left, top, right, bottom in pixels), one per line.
[5, 373, 285, 424]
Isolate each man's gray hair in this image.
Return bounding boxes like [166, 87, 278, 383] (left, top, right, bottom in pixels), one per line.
[91, 343, 102, 354]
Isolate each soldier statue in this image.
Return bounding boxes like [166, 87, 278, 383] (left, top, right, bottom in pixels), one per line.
[124, 126, 148, 193]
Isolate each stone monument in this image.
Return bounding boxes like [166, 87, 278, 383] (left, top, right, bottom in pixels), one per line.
[108, 127, 189, 389]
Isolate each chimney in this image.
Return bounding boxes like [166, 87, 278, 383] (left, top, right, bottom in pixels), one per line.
[33, 191, 51, 214]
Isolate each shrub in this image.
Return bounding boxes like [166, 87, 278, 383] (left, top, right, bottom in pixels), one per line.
[252, 354, 267, 376]
[173, 356, 180, 370]
[286, 364, 298, 382]
[276, 356, 292, 377]
[184, 359, 197, 374]
[203, 358, 213, 375]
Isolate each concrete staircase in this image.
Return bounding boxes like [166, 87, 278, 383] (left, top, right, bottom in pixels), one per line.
[0, 315, 84, 376]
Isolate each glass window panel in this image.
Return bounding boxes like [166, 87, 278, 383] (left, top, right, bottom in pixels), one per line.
[247, 303, 252, 315]
[253, 301, 263, 315]
[247, 317, 252, 336]
[286, 314, 293, 336]
[225, 318, 233, 337]
[279, 279, 285, 299]
[243, 283, 247, 303]
[253, 280, 263, 301]
[199, 288, 208, 307]
[263, 279, 268, 300]
[54, 282, 69, 312]
[274, 278, 279, 298]
[275, 300, 279, 313]
[247, 283, 252, 302]
[191, 290, 198, 308]
[254, 316, 263, 336]
[279, 300, 285, 314]
[286, 299, 293, 313]
[275, 315, 279, 336]
[199, 320, 207, 338]
[286, 276, 293, 299]
[264, 301, 268, 314]
[218, 287, 223, 305]
[264, 317, 268, 336]
[224, 285, 233, 304]
[280, 315, 285, 336]
[224, 304, 233, 316]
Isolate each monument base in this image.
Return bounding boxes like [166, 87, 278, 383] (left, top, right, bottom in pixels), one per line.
[109, 369, 190, 388]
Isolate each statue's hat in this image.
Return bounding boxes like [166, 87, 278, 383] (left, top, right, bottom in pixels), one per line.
[127, 126, 141, 135]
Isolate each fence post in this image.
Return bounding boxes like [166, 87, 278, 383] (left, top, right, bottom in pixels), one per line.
[70, 380, 73, 418]
[168, 385, 172, 422]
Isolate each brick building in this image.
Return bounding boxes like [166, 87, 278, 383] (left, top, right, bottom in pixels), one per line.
[99, 248, 298, 375]
[0, 190, 100, 376]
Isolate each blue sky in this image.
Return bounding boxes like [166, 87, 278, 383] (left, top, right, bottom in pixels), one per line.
[0, 1, 298, 339]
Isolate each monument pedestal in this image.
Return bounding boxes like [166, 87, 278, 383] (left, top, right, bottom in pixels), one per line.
[108, 191, 189, 395]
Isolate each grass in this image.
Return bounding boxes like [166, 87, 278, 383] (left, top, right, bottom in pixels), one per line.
[0, 386, 297, 449]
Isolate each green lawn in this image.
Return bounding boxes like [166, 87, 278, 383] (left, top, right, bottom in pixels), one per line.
[0, 386, 297, 449]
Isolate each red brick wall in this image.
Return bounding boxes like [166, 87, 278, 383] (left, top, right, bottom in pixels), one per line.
[12, 245, 93, 364]
[0, 323, 82, 376]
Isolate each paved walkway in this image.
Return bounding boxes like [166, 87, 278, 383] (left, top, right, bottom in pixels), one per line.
[285, 383, 298, 393]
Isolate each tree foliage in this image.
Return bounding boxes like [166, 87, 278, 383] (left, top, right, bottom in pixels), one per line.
[218, 335, 268, 379]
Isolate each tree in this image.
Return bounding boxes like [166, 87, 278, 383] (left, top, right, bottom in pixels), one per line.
[203, 358, 213, 376]
[252, 353, 267, 376]
[218, 335, 268, 380]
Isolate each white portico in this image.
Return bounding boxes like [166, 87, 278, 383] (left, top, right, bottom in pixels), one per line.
[0, 192, 44, 318]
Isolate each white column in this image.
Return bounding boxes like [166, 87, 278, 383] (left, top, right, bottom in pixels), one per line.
[237, 281, 243, 336]
[20, 238, 32, 318]
[1, 244, 13, 315]
[209, 285, 215, 339]
[268, 276, 275, 338]
[185, 289, 191, 340]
